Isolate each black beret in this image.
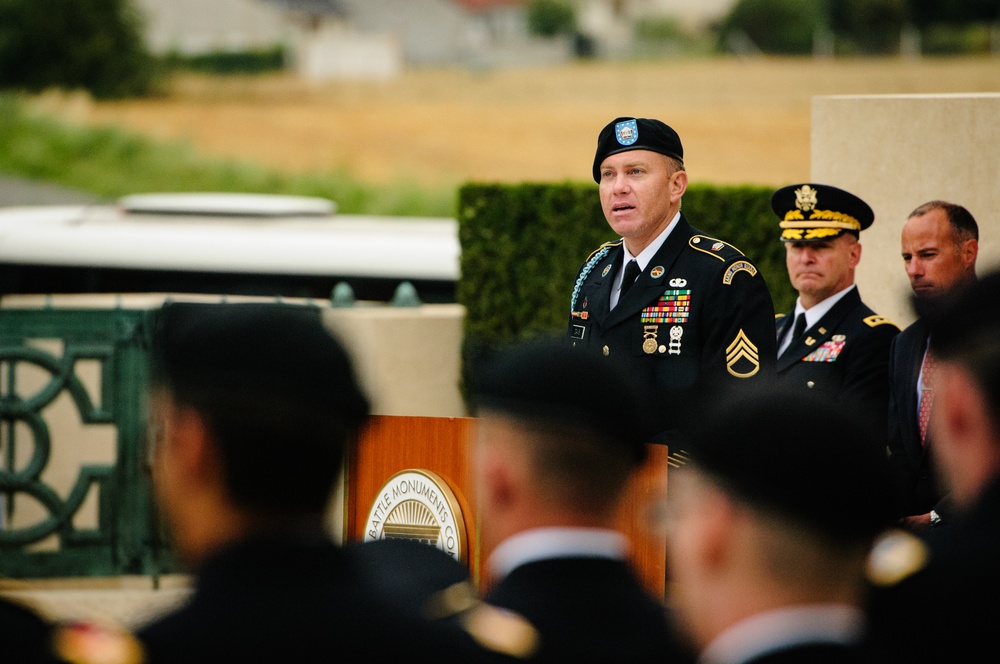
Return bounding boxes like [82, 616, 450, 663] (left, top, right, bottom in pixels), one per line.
[592, 117, 684, 183]
[771, 183, 874, 243]
[151, 301, 369, 425]
[470, 338, 654, 464]
[682, 384, 897, 544]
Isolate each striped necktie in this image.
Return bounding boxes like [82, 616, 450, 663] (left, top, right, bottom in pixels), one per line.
[918, 347, 936, 445]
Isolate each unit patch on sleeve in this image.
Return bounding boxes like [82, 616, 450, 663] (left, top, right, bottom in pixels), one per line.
[723, 260, 758, 285]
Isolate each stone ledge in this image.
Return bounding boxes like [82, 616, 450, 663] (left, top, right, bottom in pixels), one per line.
[1, 576, 193, 628]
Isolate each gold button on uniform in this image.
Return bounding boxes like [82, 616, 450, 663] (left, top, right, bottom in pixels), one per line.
[603, 345, 610, 356]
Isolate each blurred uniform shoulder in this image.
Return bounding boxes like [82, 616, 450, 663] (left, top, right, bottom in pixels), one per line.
[425, 582, 540, 660]
[867, 528, 930, 587]
[52, 620, 146, 664]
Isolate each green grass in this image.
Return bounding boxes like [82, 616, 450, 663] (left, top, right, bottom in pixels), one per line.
[0, 94, 457, 217]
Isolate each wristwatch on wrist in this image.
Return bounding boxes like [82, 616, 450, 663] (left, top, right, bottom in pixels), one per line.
[929, 510, 942, 526]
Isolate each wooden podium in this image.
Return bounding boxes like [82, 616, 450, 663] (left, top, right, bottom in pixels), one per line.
[346, 415, 669, 597]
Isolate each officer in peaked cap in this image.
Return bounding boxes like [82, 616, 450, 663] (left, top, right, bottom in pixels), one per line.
[568, 116, 776, 446]
[772, 182, 899, 443]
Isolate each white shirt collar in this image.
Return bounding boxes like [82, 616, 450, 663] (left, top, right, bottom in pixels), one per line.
[794, 284, 856, 329]
[612, 211, 682, 309]
[699, 604, 865, 664]
[487, 527, 628, 581]
[622, 210, 682, 271]
[778, 285, 855, 356]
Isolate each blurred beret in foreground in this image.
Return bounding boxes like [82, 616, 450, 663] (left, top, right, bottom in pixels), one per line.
[150, 300, 370, 425]
[470, 337, 654, 464]
[682, 384, 897, 543]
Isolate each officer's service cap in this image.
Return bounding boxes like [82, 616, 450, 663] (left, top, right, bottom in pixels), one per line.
[151, 301, 370, 425]
[682, 385, 897, 544]
[593, 117, 684, 183]
[771, 183, 874, 243]
[471, 338, 652, 464]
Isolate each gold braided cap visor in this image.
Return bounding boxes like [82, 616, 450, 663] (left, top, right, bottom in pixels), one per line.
[779, 209, 861, 242]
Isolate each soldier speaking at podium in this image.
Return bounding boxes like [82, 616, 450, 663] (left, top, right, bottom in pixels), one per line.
[568, 116, 776, 443]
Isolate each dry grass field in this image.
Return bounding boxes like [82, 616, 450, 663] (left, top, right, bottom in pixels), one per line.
[35, 55, 1000, 189]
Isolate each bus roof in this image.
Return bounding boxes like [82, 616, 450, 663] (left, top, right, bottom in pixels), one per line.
[0, 193, 460, 302]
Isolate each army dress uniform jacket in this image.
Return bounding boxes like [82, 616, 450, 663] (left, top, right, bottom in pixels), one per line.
[885, 319, 949, 520]
[775, 288, 899, 439]
[567, 215, 776, 434]
[135, 534, 501, 664]
[485, 556, 693, 663]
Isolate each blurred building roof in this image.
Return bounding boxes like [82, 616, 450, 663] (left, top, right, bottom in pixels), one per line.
[267, 0, 524, 14]
[455, 0, 524, 11]
[265, 0, 347, 14]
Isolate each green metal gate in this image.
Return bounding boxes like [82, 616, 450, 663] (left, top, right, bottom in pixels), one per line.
[0, 306, 176, 578]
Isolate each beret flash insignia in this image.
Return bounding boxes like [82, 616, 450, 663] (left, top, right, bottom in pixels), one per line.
[615, 119, 638, 146]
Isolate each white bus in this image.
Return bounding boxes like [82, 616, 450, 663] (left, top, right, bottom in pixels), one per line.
[0, 192, 460, 303]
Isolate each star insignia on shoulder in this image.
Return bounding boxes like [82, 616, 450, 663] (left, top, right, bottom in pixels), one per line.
[864, 314, 898, 329]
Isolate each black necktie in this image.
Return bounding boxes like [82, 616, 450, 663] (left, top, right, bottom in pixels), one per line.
[620, 259, 641, 297]
[791, 312, 807, 340]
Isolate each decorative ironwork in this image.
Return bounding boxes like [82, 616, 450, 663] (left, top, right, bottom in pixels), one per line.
[0, 308, 172, 578]
[1, 345, 115, 546]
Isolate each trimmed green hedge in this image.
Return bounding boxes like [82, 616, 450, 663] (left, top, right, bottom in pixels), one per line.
[457, 181, 796, 357]
[163, 46, 286, 75]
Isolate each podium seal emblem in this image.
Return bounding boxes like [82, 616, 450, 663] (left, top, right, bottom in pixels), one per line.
[363, 469, 466, 562]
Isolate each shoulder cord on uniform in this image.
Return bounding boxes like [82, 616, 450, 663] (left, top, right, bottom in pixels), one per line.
[570, 245, 613, 313]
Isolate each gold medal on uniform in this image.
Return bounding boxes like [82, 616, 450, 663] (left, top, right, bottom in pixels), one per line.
[642, 325, 659, 354]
